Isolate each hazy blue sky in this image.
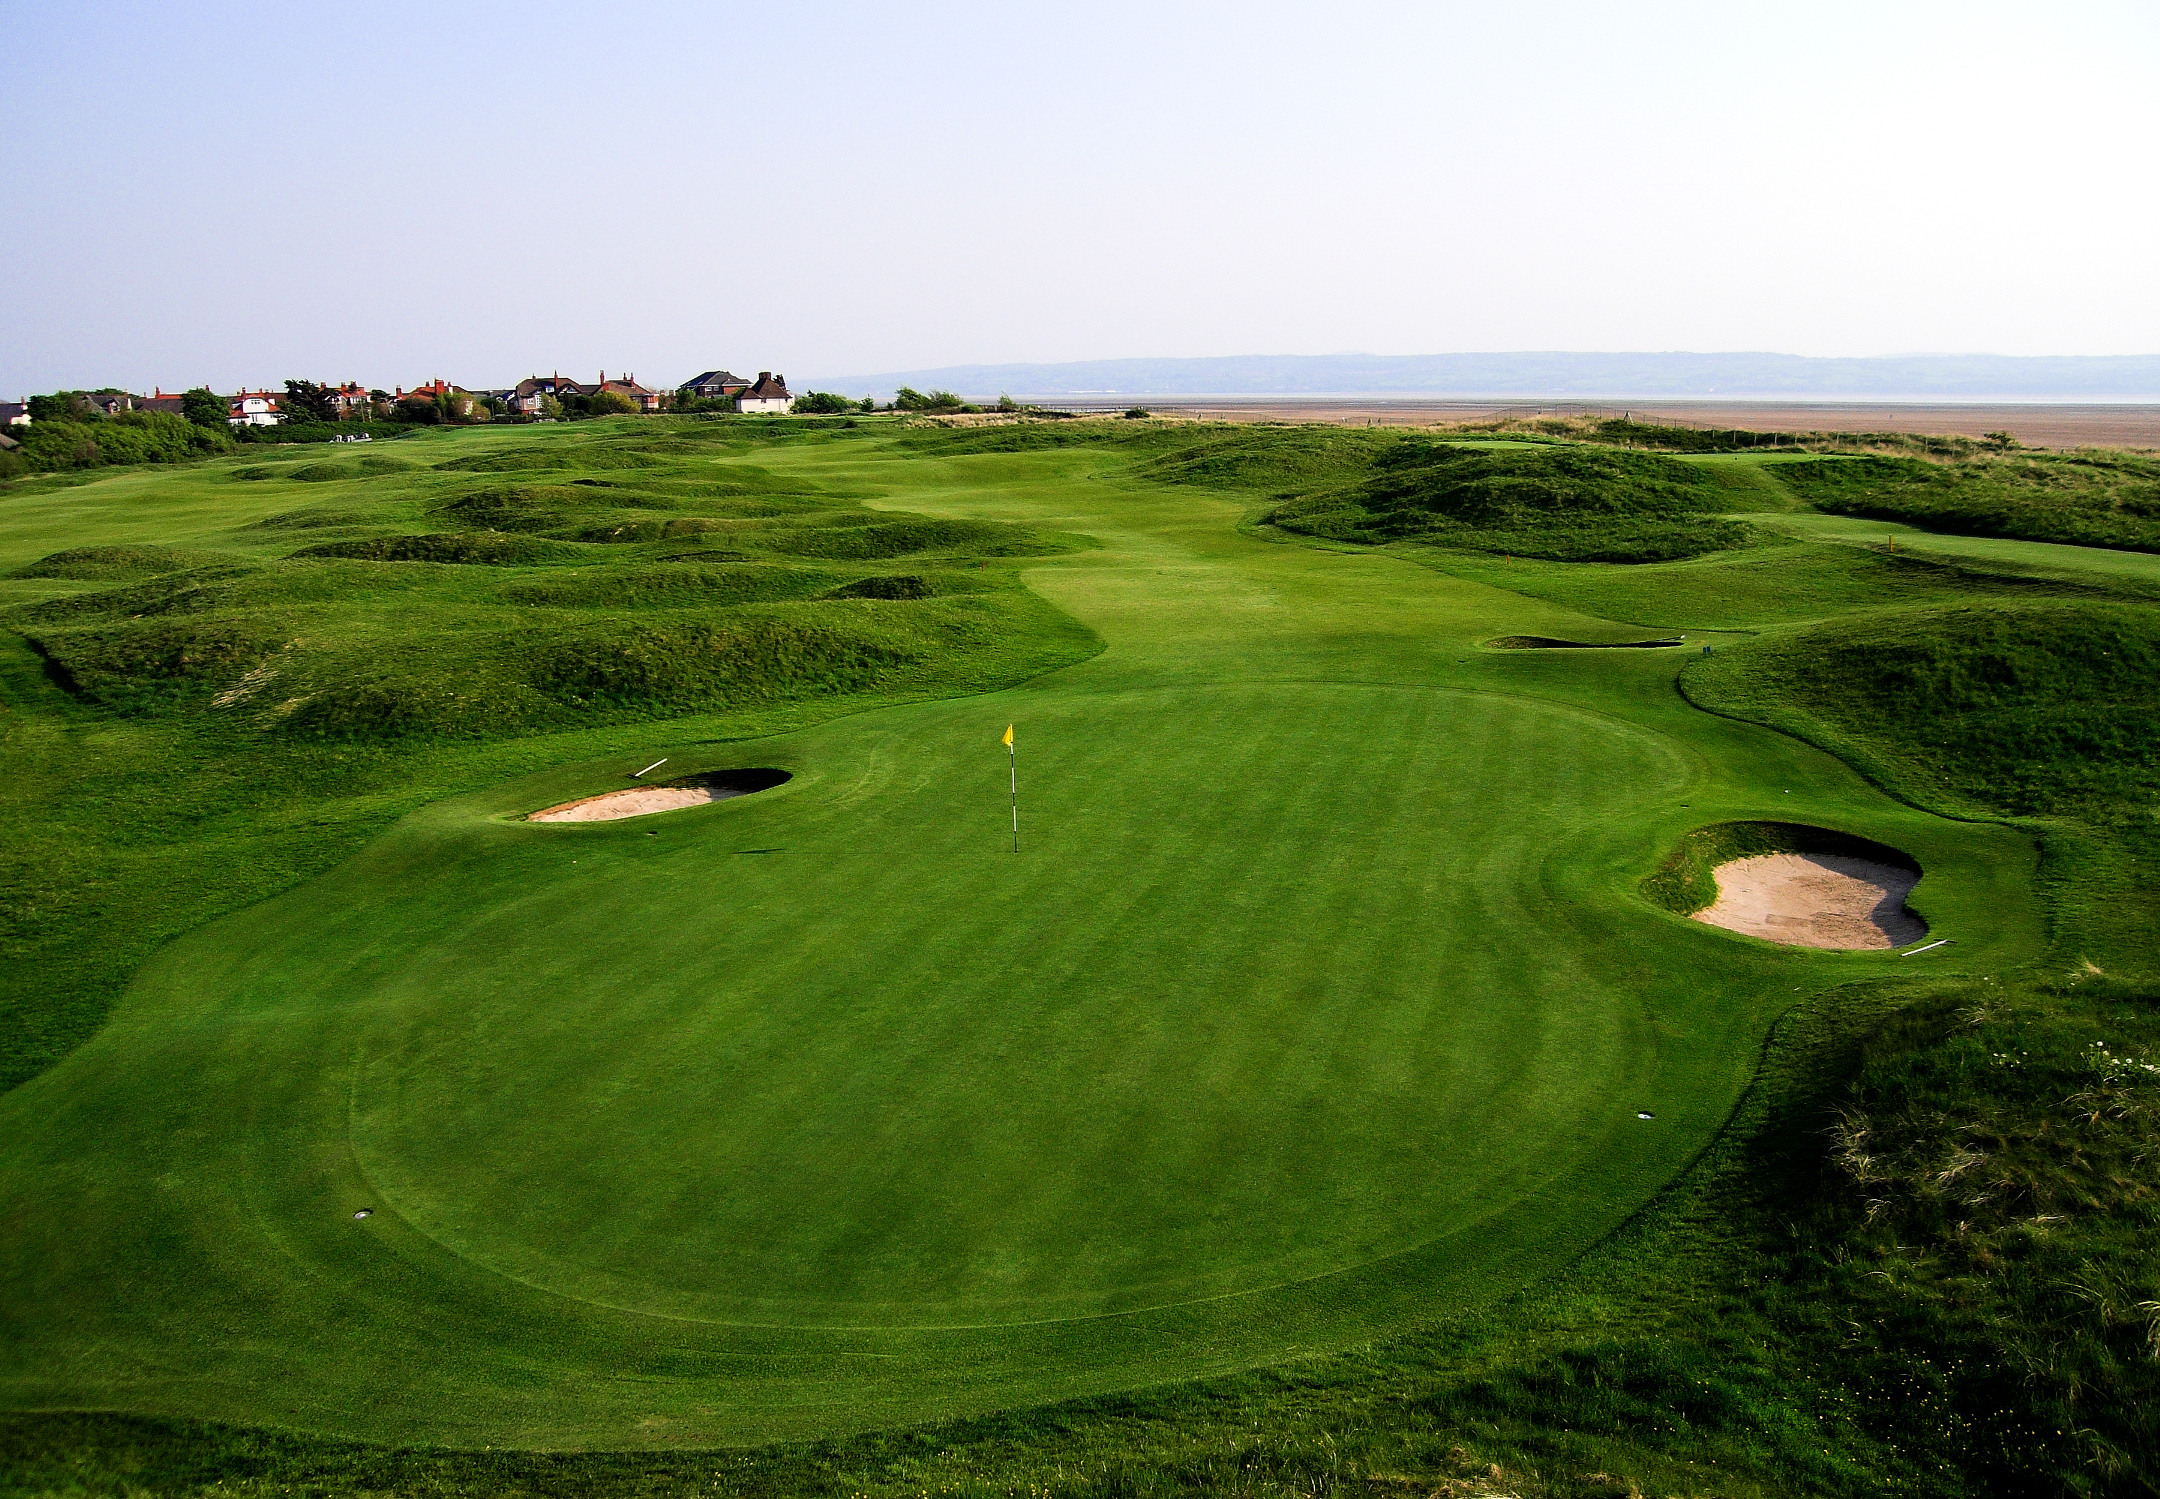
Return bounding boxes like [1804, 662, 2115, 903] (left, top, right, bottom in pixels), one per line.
[3, 1, 2155, 395]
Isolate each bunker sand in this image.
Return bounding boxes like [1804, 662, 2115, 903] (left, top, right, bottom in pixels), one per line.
[530, 785, 736, 822]
[528, 770, 789, 822]
[1694, 852, 1925, 950]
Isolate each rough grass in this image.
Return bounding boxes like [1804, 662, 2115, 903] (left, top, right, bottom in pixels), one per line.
[1780, 451, 2160, 553]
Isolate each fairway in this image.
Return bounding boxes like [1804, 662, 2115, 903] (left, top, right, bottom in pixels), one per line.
[0, 429, 2046, 1450]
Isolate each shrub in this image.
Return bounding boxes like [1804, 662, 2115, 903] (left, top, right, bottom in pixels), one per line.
[8, 413, 228, 472]
[894, 387, 965, 413]
[181, 387, 227, 430]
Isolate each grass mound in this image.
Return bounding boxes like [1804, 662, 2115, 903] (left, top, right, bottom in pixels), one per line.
[824, 573, 935, 600]
[1139, 425, 1402, 491]
[532, 618, 919, 711]
[275, 675, 552, 741]
[564, 516, 734, 544]
[23, 618, 281, 709]
[246, 506, 376, 531]
[1268, 443, 1751, 562]
[762, 517, 1067, 560]
[1686, 600, 2160, 818]
[502, 563, 844, 609]
[1780, 451, 2160, 552]
[9, 545, 247, 581]
[430, 450, 574, 473]
[291, 533, 596, 566]
[432, 487, 574, 532]
[1642, 820, 1920, 916]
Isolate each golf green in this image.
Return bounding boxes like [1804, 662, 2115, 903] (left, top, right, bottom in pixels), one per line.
[0, 441, 2044, 1448]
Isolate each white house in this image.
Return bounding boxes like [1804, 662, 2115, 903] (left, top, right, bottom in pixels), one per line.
[228, 390, 284, 427]
[738, 371, 793, 414]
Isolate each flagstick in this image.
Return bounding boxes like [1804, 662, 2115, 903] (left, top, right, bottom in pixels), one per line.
[1009, 739, 1019, 854]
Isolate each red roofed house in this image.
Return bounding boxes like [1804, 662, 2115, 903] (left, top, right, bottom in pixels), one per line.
[597, 371, 664, 413]
[228, 390, 283, 427]
[396, 379, 477, 419]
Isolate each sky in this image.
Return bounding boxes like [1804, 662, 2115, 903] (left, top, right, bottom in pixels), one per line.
[3, 1, 2157, 396]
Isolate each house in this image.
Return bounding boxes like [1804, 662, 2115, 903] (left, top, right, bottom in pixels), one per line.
[0, 432, 18, 452]
[597, 371, 664, 413]
[328, 382, 372, 417]
[228, 390, 283, 427]
[396, 379, 477, 418]
[84, 391, 138, 416]
[0, 402, 28, 427]
[505, 373, 587, 417]
[680, 370, 750, 404]
[738, 372, 793, 414]
[139, 389, 187, 416]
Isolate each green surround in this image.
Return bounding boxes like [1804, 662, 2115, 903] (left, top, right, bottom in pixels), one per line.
[0, 430, 2050, 1451]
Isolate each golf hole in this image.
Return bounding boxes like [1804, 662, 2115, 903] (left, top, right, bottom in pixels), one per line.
[528, 769, 791, 824]
[353, 1208, 373, 1220]
[1637, 1112, 1655, 1120]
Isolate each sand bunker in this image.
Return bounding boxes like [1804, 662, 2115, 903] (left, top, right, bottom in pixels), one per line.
[1488, 635, 1685, 650]
[1693, 853, 1925, 950]
[528, 769, 789, 824]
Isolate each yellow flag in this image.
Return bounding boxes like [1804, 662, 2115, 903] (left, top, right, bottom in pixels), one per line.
[1001, 724, 1014, 748]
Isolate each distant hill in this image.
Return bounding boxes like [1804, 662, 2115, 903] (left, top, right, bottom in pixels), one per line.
[806, 352, 2160, 402]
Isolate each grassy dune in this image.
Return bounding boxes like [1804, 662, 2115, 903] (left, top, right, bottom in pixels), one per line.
[0, 416, 2154, 1495]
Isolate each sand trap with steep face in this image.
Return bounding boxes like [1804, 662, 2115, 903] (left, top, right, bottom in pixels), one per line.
[1693, 852, 1925, 950]
[528, 770, 789, 823]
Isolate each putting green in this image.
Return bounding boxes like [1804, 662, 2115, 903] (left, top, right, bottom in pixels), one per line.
[0, 442, 2045, 1447]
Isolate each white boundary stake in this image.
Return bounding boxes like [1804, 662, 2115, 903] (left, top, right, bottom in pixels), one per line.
[632, 758, 668, 779]
[1901, 939, 1953, 956]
